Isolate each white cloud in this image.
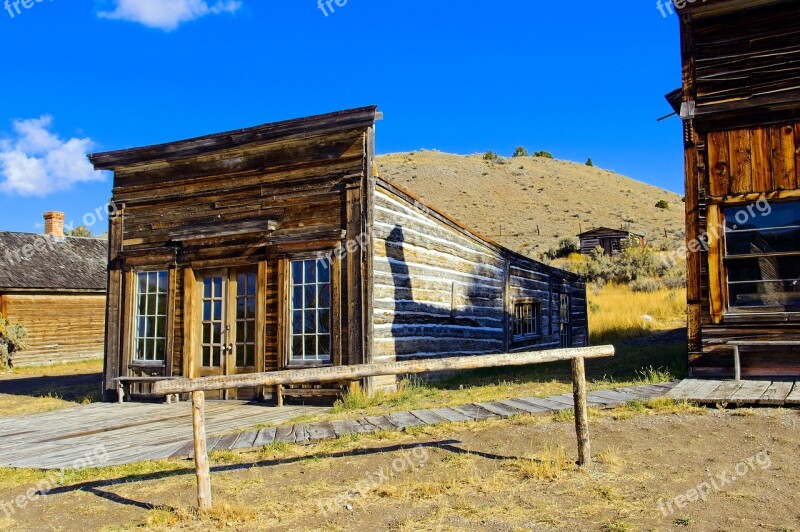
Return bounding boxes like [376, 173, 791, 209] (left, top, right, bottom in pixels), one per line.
[97, 0, 242, 31]
[0, 116, 106, 197]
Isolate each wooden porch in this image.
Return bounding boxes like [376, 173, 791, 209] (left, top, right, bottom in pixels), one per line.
[0, 401, 326, 469]
[667, 379, 800, 406]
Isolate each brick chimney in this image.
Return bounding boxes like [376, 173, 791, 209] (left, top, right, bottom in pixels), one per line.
[43, 211, 65, 239]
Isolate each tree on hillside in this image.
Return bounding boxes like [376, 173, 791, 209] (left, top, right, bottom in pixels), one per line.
[533, 151, 553, 159]
[512, 146, 529, 157]
[586, 158, 594, 167]
[66, 225, 93, 237]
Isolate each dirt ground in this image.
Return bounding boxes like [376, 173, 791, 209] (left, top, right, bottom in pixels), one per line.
[0, 405, 798, 531]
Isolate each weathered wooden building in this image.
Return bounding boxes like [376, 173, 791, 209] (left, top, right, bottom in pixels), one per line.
[675, 0, 800, 377]
[0, 212, 107, 366]
[577, 227, 645, 256]
[89, 107, 588, 402]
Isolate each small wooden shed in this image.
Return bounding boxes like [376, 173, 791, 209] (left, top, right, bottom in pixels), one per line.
[577, 227, 645, 256]
[675, 0, 800, 377]
[89, 107, 588, 402]
[0, 213, 107, 366]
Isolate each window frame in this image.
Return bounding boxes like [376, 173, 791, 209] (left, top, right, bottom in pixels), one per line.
[720, 199, 800, 315]
[511, 298, 543, 343]
[132, 270, 170, 364]
[281, 252, 339, 368]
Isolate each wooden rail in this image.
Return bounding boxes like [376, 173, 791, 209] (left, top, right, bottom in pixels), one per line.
[153, 345, 614, 511]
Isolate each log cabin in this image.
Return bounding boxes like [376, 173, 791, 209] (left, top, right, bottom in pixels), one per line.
[0, 212, 107, 366]
[89, 107, 588, 402]
[675, 0, 800, 377]
[577, 227, 646, 256]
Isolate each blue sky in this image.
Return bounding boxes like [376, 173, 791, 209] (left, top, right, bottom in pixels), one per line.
[0, 0, 684, 233]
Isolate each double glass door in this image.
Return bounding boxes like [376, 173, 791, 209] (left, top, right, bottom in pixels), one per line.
[196, 268, 258, 399]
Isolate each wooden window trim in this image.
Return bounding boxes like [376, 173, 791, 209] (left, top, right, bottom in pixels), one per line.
[512, 298, 543, 344]
[280, 251, 340, 370]
[128, 269, 173, 368]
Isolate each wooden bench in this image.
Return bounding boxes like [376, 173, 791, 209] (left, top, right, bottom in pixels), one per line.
[727, 340, 800, 381]
[276, 382, 353, 407]
[112, 376, 181, 404]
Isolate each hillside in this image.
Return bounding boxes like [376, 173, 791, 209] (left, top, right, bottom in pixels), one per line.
[375, 151, 685, 258]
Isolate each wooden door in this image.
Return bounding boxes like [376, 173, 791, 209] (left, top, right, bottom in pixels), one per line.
[196, 268, 259, 400]
[559, 293, 571, 348]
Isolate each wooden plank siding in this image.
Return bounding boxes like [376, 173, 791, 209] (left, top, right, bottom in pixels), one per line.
[91, 108, 379, 401]
[3, 292, 106, 366]
[680, 2, 800, 378]
[372, 180, 587, 378]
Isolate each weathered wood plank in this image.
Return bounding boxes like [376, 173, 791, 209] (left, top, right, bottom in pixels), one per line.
[757, 381, 794, 405]
[730, 380, 772, 403]
[703, 380, 746, 403]
[429, 408, 472, 423]
[785, 382, 800, 405]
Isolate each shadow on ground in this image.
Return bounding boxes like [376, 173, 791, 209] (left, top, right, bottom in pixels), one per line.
[0, 372, 102, 402]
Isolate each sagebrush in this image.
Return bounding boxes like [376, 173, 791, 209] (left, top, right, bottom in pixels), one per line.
[0, 318, 27, 369]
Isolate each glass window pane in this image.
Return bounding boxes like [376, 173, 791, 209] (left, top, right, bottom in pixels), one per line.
[293, 287, 304, 310]
[246, 322, 255, 344]
[304, 259, 316, 285]
[305, 310, 316, 334]
[305, 336, 317, 359]
[237, 274, 246, 296]
[292, 311, 303, 336]
[292, 335, 303, 359]
[318, 310, 331, 334]
[147, 292, 156, 315]
[246, 345, 255, 367]
[138, 294, 147, 317]
[726, 227, 800, 256]
[202, 346, 210, 367]
[213, 323, 221, 344]
[156, 293, 167, 316]
[318, 335, 331, 357]
[203, 323, 210, 344]
[203, 301, 211, 321]
[237, 322, 245, 345]
[213, 278, 222, 298]
[138, 273, 148, 294]
[157, 272, 168, 293]
[729, 281, 800, 308]
[247, 273, 256, 296]
[247, 297, 255, 319]
[213, 301, 222, 321]
[305, 286, 316, 308]
[237, 297, 246, 320]
[319, 285, 330, 309]
[317, 259, 330, 283]
[725, 201, 800, 231]
[204, 279, 212, 298]
[155, 340, 165, 361]
[292, 261, 303, 283]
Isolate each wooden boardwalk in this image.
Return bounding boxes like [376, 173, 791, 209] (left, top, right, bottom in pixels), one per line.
[667, 379, 800, 406]
[0, 383, 676, 470]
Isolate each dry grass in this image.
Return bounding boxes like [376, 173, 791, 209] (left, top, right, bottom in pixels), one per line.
[8, 358, 103, 377]
[588, 283, 686, 344]
[376, 151, 684, 258]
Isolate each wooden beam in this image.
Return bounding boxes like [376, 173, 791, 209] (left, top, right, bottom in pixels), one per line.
[0, 294, 7, 319]
[571, 356, 591, 466]
[191, 391, 212, 511]
[154, 345, 615, 395]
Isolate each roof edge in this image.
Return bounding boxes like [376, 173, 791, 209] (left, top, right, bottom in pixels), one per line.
[89, 106, 379, 171]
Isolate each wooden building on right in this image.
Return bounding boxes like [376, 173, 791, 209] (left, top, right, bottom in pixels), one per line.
[676, 0, 800, 378]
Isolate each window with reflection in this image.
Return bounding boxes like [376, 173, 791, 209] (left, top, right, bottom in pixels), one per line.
[236, 272, 257, 367]
[723, 201, 800, 310]
[289, 258, 332, 363]
[134, 271, 169, 362]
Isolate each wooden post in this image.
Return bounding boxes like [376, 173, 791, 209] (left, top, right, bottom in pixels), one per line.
[571, 356, 591, 467]
[734, 345, 742, 382]
[191, 390, 212, 510]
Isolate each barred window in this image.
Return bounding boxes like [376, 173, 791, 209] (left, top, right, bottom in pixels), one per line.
[513, 300, 541, 339]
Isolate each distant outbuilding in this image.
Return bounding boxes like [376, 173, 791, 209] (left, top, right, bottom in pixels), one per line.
[0, 212, 107, 366]
[576, 227, 645, 256]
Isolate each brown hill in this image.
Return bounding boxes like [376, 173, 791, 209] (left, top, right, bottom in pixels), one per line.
[375, 151, 685, 258]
